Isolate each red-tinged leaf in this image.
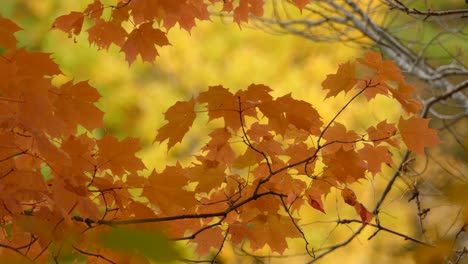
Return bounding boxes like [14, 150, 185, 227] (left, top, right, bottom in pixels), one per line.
[322, 61, 357, 98]
[121, 22, 170, 64]
[197, 85, 240, 130]
[322, 122, 360, 153]
[367, 120, 399, 147]
[0, 15, 22, 50]
[13, 48, 61, 77]
[354, 203, 374, 224]
[128, 0, 160, 25]
[233, 0, 264, 25]
[358, 144, 394, 175]
[305, 179, 332, 214]
[97, 135, 145, 175]
[308, 198, 325, 214]
[84, 0, 104, 20]
[341, 187, 357, 206]
[87, 19, 127, 49]
[292, 0, 310, 10]
[342, 188, 374, 223]
[165, 1, 210, 32]
[155, 98, 196, 149]
[191, 226, 225, 256]
[398, 117, 441, 155]
[142, 164, 197, 214]
[52, 11, 85, 38]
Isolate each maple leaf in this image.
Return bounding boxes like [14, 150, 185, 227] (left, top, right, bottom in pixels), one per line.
[128, 0, 161, 25]
[197, 85, 240, 130]
[341, 187, 358, 206]
[354, 202, 374, 223]
[306, 179, 333, 214]
[84, 0, 104, 20]
[163, 1, 210, 32]
[322, 61, 357, 98]
[53, 81, 104, 133]
[358, 144, 394, 175]
[96, 135, 146, 175]
[51, 12, 85, 38]
[341, 187, 374, 223]
[0, 15, 22, 50]
[398, 116, 441, 155]
[191, 226, 225, 256]
[367, 120, 399, 147]
[155, 98, 196, 149]
[292, 0, 310, 11]
[188, 158, 226, 194]
[87, 19, 127, 50]
[260, 94, 322, 135]
[229, 214, 300, 254]
[121, 22, 170, 64]
[322, 122, 360, 153]
[322, 148, 366, 184]
[202, 127, 236, 165]
[391, 83, 423, 114]
[233, 0, 264, 25]
[13, 48, 61, 77]
[357, 51, 404, 83]
[143, 164, 197, 214]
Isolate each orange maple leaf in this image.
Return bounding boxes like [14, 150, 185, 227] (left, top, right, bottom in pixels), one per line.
[143, 164, 197, 214]
[202, 127, 236, 165]
[51, 11, 84, 38]
[155, 98, 197, 149]
[292, 0, 310, 10]
[53, 81, 104, 133]
[322, 148, 366, 184]
[96, 135, 146, 175]
[197, 85, 240, 130]
[357, 51, 404, 83]
[398, 116, 441, 155]
[321, 61, 357, 98]
[322, 122, 360, 153]
[188, 158, 226, 194]
[191, 226, 225, 256]
[367, 120, 399, 148]
[358, 144, 394, 175]
[87, 19, 127, 50]
[233, 0, 264, 25]
[121, 22, 170, 64]
[0, 15, 22, 50]
[230, 214, 300, 254]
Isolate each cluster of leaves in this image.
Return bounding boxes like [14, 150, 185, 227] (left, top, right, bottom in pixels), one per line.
[52, 0, 266, 65]
[0, 0, 442, 262]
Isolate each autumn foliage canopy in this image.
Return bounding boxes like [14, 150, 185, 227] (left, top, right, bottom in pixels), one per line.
[0, 0, 441, 263]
